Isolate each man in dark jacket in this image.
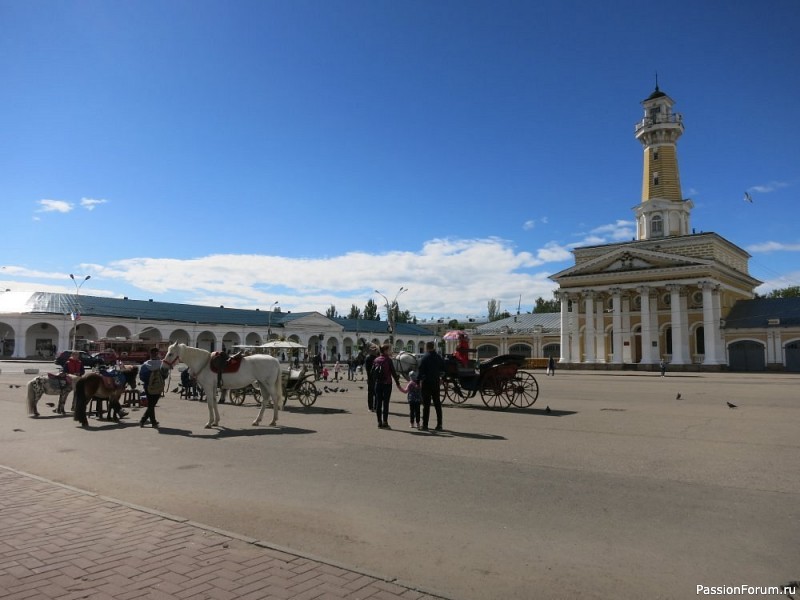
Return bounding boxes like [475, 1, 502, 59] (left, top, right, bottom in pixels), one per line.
[364, 344, 379, 412]
[417, 341, 445, 431]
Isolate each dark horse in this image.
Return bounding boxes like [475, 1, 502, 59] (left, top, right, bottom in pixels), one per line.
[73, 366, 139, 427]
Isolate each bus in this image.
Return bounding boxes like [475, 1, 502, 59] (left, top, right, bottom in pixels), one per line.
[87, 338, 172, 364]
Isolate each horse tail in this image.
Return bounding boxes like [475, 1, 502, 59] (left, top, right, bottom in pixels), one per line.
[26, 379, 37, 415]
[73, 377, 88, 424]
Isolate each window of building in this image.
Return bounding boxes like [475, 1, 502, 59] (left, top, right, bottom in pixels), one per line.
[651, 215, 664, 236]
[652, 149, 659, 161]
[696, 327, 705, 354]
[665, 327, 673, 355]
[653, 172, 660, 186]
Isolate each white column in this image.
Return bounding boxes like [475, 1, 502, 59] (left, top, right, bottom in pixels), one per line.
[700, 282, 721, 365]
[668, 284, 688, 364]
[569, 295, 581, 363]
[594, 297, 606, 362]
[583, 291, 596, 363]
[558, 292, 570, 363]
[611, 288, 623, 364]
[638, 286, 655, 364]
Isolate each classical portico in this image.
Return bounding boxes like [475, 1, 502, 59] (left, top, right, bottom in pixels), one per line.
[551, 86, 760, 369]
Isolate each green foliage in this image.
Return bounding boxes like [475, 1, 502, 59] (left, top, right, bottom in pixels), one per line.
[347, 304, 362, 319]
[325, 304, 338, 318]
[533, 296, 560, 313]
[764, 286, 800, 299]
[363, 299, 379, 320]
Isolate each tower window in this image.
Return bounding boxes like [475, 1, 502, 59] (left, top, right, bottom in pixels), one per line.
[653, 172, 660, 186]
[651, 215, 664, 236]
[652, 149, 659, 161]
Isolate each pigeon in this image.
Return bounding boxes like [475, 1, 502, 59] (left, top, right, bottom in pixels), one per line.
[323, 386, 330, 393]
[545, 405, 551, 413]
[330, 387, 339, 392]
[339, 388, 347, 393]
[45, 402, 55, 407]
[676, 393, 681, 400]
[358, 386, 364, 390]
[727, 402, 737, 409]
[7, 385, 11, 389]
[171, 387, 179, 393]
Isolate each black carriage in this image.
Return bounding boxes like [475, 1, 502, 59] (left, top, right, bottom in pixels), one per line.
[440, 354, 539, 409]
[228, 365, 319, 407]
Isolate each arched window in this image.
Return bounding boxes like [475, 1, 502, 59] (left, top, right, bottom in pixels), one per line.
[651, 215, 664, 237]
[695, 326, 705, 354]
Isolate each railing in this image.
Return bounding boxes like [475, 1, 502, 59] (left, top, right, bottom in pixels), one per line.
[635, 113, 683, 133]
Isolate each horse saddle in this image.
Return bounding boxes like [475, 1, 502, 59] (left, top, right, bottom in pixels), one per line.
[99, 369, 126, 390]
[210, 351, 244, 375]
[47, 372, 72, 389]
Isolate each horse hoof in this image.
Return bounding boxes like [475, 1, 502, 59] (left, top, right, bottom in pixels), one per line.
[269, 421, 277, 427]
[205, 423, 213, 429]
[252, 420, 261, 426]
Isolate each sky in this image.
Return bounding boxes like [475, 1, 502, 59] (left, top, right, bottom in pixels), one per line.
[1, 0, 799, 322]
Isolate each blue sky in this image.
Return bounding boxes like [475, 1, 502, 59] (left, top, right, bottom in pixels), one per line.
[2, 0, 798, 321]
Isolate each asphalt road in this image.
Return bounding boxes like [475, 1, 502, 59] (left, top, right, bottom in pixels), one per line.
[1, 361, 798, 599]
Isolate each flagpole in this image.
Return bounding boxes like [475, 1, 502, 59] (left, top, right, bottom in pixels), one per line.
[69, 274, 90, 352]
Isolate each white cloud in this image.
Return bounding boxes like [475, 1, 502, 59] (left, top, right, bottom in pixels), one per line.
[748, 181, 789, 194]
[746, 241, 800, 253]
[84, 237, 567, 317]
[36, 199, 74, 213]
[81, 198, 108, 210]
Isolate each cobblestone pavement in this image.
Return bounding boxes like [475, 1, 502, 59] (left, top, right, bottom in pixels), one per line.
[0, 467, 445, 600]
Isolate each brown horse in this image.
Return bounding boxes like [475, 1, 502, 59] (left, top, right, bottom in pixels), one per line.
[73, 366, 139, 426]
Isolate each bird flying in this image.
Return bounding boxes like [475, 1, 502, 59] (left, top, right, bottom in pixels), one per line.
[744, 191, 753, 203]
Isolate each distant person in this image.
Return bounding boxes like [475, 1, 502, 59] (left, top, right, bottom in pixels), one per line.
[372, 343, 401, 429]
[547, 355, 556, 376]
[418, 341, 445, 431]
[364, 344, 379, 411]
[453, 332, 470, 367]
[660, 359, 667, 377]
[334, 360, 342, 381]
[398, 370, 421, 429]
[139, 347, 168, 428]
[65, 352, 84, 376]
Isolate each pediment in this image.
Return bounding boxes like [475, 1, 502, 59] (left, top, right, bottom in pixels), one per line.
[286, 312, 343, 331]
[552, 247, 711, 280]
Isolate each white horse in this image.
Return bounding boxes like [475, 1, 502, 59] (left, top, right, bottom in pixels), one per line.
[392, 351, 418, 381]
[26, 373, 79, 416]
[162, 342, 284, 429]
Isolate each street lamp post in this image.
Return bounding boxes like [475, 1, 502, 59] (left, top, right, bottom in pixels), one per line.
[69, 274, 90, 351]
[267, 300, 279, 340]
[375, 287, 407, 347]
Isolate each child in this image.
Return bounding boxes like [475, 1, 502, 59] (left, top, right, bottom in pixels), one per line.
[399, 371, 422, 429]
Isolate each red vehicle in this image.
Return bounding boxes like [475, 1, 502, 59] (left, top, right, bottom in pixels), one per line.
[87, 339, 170, 364]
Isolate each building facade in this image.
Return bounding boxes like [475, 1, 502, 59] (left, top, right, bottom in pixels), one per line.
[0, 292, 433, 361]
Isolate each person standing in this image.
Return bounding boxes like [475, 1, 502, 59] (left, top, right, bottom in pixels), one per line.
[65, 352, 84, 376]
[398, 370, 421, 428]
[373, 343, 401, 429]
[364, 344, 379, 411]
[417, 341, 445, 431]
[660, 358, 667, 377]
[139, 347, 168, 428]
[547, 355, 556, 376]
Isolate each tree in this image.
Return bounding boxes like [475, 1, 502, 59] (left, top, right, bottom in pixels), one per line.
[395, 308, 412, 324]
[347, 304, 362, 319]
[363, 299, 380, 320]
[325, 304, 338, 319]
[448, 319, 459, 329]
[763, 286, 800, 299]
[533, 296, 560, 313]
[487, 299, 502, 321]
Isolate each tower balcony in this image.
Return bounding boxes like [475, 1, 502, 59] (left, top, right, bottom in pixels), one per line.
[634, 113, 684, 134]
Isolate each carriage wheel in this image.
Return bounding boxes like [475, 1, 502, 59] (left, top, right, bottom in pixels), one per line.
[230, 389, 246, 406]
[480, 379, 513, 410]
[297, 381, 318, 407]
[506, 372, 540, 408]
[441, 378, 467, 405]
[251, 387, 262, 405]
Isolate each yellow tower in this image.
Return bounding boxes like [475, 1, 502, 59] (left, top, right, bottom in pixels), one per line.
[632, 84, 693, 240]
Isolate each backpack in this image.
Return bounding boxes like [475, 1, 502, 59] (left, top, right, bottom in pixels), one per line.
[147, 367, 165, 395]
[370, 357, 386, 381]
